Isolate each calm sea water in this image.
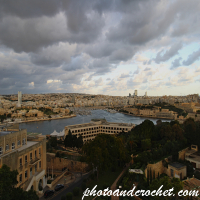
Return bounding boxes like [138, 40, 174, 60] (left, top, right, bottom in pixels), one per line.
[19, 110, 170, 135]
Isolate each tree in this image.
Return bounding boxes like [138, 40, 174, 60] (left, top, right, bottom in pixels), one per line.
[64, 130, 73, 148]
[150, 176, 183, 200]
[149, 168, 152, 184]
[0, 164, 18, 200]
[83, 134, 129, 177]
[72, 187, 80, 196]
[127, 134, 137, 152]
[49, 137, 57, 148]
[61, 196, 66, 200]
[77, 135, 83, 148]
[0, 164, 39, 200]
[172, 124, 185, 141]
[141, 139, 151, 151]
[66, 192, 73, 200]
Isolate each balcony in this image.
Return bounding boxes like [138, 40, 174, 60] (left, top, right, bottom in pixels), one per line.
[25, 162, 29, 168]
[18, 165, 23, 171]
[29, 156, 41, 165]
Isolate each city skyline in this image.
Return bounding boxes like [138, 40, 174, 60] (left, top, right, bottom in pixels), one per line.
[0, 0, 200, 96]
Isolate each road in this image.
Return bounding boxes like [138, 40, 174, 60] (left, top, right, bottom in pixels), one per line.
[40, 171, 92, 200]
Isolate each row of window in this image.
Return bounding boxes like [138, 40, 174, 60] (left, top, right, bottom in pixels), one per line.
[19, 161, 41, 183]
[74, 129, 125, 137]
[0, 138, 27, 155]
[71, 127, 129, 133]
[19, 148, 41, 167]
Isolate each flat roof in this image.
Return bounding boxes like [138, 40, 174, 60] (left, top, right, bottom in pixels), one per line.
[169, 162, 186, 169]
[17, 141, 38, 151]
[0, 131, 17, 136]
[66, 122, 134, 129]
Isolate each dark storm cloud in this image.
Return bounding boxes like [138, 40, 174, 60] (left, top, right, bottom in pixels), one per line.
[182, 49, 200, 66]
[62, 55, 86, 71]
[109, 46, 136, 62]
[106, 0, 177, 45]
[0, 0, 199, 94]
[0, 0, 61, 18]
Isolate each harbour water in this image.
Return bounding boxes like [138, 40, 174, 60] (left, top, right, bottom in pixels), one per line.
[19, 110, 171, 135]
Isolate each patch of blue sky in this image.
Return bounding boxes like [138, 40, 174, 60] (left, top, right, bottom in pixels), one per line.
[178, 42, 200, 59]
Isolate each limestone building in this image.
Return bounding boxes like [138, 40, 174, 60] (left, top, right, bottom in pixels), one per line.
[0, 129, 46, 192]
[65, 119, 135, 142]
[18, 91, 22, 107]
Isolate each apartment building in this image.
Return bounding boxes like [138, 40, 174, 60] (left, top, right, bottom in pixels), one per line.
[65, 119, 134, 142]
[185, 145, 200, 169]
[0, 129, 46, 192]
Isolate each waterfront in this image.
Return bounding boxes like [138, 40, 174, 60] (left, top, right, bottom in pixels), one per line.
[19, 110, 171, 135]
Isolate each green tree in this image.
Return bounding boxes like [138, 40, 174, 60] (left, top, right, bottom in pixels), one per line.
[0, 164, 39, 200]
[141, 139, 151, 151]
[64, 130, 73, 147]
[77, 135, 83, 148]
[72, 187, 80, 196]
[66, 192, 73, 200]
[83, 134, 129, 178]
[0, 164, 18, 200]
[150, 176, 183, 200]
[61, 196, 66, 200]
[50, 137, 57, 147]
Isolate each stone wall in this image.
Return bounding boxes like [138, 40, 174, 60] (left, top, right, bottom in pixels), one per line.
[178, 147, 189, 161]
[144, 159, 168, 179]
[46, 154, 88, 173]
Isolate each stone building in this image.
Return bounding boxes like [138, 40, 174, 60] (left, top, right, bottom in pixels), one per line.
[65, 119, 135, 142]
[0, 129, 46, 192]
[167, 162, 187, 180]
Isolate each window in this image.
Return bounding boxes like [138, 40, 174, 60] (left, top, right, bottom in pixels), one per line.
[6, 144, 9, 151]
[35, 164, 37, 172]
[25, 155, 27, 163]
[39, 148, 41, 156]
[25, 171, 27, 179]
[18, 140, 21, 146]
[30, 153, 32, 160]
[19, 174, 22, 183]
[22, 138, 26, 145]
[170, 169, 174, 177]
[20, 158, 22, 166]
[30, 167, 32, 176]
[35, 150, 37, 157]
[0, 147, 3, 155]
[12, 142, 15, 150]
[39, 161, 41, 168]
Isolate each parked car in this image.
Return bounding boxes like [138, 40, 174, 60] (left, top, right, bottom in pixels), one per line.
[44, 190, 54, 198]
[55, 184, 64, 191]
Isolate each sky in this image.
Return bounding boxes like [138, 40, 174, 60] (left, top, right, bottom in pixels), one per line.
[0, 0, 200, 96]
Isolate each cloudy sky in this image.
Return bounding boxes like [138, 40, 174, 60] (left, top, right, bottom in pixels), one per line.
[0, 0, 200, 96]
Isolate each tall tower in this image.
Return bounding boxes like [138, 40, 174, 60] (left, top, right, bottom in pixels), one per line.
[18, 91, 22, 107]
[72, 94, 75, 104]
[145, 91, 147, 97]
[134, 90, 138, 96]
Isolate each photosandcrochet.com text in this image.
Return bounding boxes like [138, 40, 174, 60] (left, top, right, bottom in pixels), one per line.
[82, 185, 199, 199]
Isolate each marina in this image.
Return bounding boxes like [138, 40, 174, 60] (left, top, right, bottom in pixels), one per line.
[19, 109, 171, 135]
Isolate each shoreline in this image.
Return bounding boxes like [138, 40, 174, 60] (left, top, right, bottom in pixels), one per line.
[118, 111, 173, 121]
[5, 109, 175, 126]
[10, 114, 76, 124]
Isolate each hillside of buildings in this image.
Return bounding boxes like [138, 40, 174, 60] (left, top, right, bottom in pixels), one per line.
[0, 93, 199, 125]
